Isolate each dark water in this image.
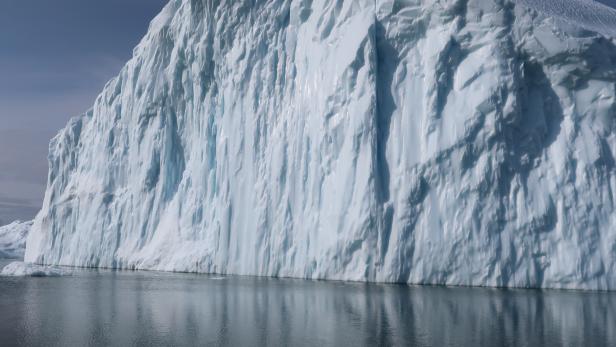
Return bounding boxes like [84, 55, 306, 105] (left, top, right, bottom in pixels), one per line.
[0, 260, 615, 347]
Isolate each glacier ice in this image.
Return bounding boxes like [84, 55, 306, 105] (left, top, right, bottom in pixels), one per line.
[0, 221, 32, 259]
[24, 0, 616, 290]
[519, 0, 616, 37]
[0, 261, 70, 277]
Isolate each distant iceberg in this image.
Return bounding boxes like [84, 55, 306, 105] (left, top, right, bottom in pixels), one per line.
[0, 221, 31, 259]
[23, 0, 616, 290]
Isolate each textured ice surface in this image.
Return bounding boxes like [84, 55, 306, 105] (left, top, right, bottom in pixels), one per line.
[0, 262, 70, 277]
[0, 221, 31, 259]
[519, 0, 616, 36]
[25, 0, 616, 289]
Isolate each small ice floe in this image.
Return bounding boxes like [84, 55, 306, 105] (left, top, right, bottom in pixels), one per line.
[0, 261, 72, 277]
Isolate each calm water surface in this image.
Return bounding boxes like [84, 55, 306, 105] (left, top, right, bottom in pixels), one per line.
[0, 260, 614, 347]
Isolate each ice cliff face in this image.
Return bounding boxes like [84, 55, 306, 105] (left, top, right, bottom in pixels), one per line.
[25, 0, 616, 290]
[0, 221, 32, 259]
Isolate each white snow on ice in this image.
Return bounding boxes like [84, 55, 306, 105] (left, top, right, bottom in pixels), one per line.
[518, 0, 616, 37]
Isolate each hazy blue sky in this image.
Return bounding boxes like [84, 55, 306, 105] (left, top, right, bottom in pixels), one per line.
[0, 0, 168, 224]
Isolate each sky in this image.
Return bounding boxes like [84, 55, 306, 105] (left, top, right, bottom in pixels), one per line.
[0, 0, 168, 224]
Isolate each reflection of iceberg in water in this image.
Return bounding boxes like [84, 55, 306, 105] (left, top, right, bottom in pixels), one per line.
[3, 272, 616, 346]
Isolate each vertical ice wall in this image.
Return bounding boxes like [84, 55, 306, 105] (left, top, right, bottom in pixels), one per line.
[25, 0, 616, 289]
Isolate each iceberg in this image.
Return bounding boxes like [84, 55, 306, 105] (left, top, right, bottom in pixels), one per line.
[24, 0, 616, 290]
[0, 261, 70, 277]
[0, 221, 32, 259]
